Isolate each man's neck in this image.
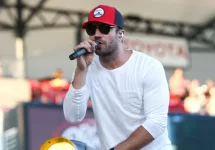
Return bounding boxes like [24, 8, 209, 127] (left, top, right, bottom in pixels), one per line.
[99, 49, 132, 70]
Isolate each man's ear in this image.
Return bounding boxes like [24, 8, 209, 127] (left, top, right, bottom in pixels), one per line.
[119, 30, 124, 38]
[121, 32, 124, 38]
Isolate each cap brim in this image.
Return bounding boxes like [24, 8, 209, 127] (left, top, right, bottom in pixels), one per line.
[81, 20, 116, 29]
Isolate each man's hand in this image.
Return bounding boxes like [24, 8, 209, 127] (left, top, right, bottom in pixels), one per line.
[114, 126, 154, 150]
[73, 40, 97, 71]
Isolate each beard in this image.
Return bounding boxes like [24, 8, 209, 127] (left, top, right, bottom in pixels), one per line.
[95, 37, 118, 58]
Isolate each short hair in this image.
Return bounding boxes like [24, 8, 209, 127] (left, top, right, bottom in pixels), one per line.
[116, 27, 121, 33]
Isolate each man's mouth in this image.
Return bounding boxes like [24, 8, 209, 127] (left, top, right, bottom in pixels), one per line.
[98, 41, 103, 44]
[95, 40, 104, 50]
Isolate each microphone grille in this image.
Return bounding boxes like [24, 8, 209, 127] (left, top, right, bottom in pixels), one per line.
[94, 40, 99, 49]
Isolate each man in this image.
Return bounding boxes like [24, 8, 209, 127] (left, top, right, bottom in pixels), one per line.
[63, 4, 172, 150]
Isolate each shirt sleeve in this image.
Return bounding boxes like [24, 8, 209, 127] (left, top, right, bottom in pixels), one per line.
[63, 73, 90, 123]
[141, 61, 170, 139]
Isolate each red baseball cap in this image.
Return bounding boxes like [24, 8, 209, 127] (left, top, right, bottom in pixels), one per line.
[82, 5, 124, 29]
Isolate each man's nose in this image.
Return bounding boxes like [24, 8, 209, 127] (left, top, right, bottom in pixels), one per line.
[94, 28, 102, 37]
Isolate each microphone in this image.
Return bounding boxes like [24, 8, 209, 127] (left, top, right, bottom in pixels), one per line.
[69, 41, 99, 60]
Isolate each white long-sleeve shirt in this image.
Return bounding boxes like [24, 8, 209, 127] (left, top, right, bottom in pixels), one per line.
[63, 50, 172, 150]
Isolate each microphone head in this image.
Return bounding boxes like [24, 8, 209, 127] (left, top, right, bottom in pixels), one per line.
[94, 40, 99, 49]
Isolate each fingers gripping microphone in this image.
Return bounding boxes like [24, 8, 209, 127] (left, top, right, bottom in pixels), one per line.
[69, 41, 99, 60]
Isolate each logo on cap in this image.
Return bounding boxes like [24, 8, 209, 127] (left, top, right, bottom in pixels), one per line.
[93, 8, 104, 18]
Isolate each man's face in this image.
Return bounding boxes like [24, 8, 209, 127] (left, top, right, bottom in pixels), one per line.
[86, 22, 119, 57]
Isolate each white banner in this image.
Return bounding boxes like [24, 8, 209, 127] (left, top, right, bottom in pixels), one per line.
[124, 33, 190, 68]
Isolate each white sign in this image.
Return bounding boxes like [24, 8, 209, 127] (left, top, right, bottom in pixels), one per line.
[124, 33, 190, 68]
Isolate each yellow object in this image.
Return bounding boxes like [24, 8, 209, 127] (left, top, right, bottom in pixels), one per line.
[40, 137, 76, 150]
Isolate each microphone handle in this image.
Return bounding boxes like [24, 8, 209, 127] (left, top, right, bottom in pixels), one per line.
[69, 48, 87, 60]
[69, 41, 99, 60]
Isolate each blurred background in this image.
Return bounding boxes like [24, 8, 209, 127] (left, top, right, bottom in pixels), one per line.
[0, 0, 215, 150]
